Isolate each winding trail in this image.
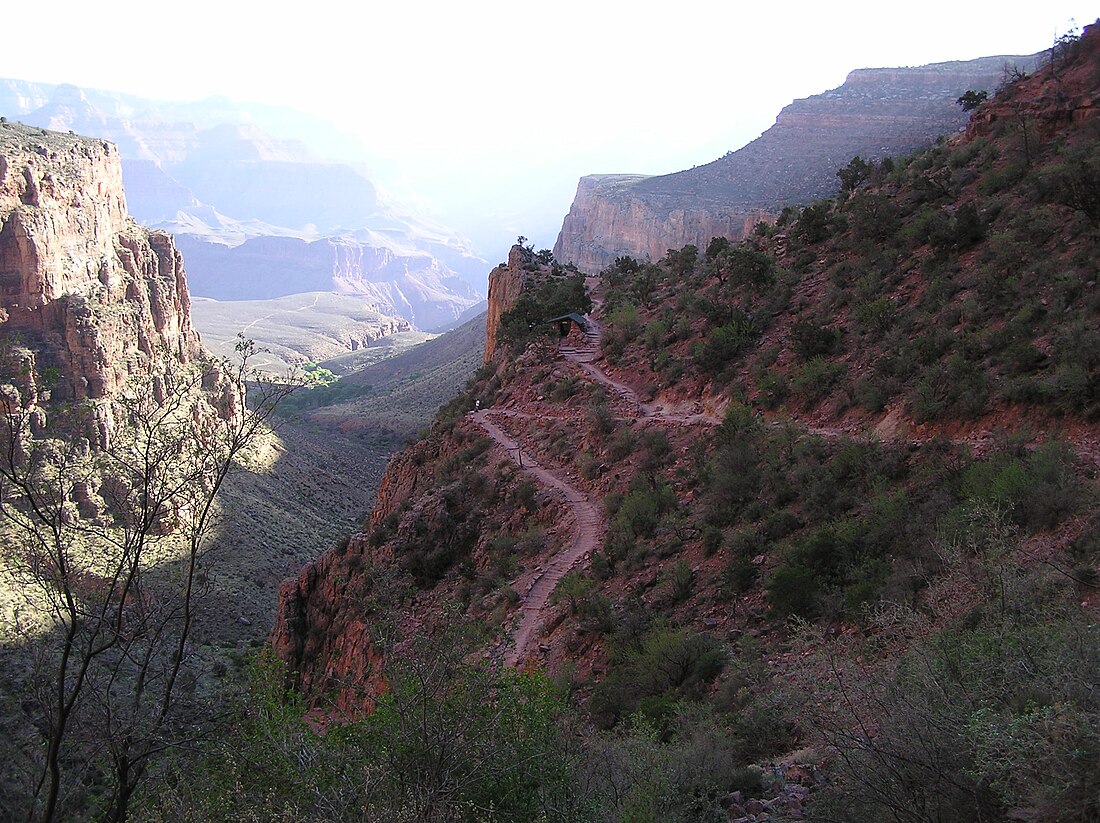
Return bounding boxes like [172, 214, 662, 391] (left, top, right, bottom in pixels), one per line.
[471, 410, 605, 665]
[470, 297, 722, 664]
[468, 267, 1100, 666]
[470, 285, 1100, 666]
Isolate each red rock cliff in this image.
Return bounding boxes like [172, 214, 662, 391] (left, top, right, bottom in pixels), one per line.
[965, 22, 1100, 143]
[270, 433, 465, 706]
[554, 52, 1038, 273]
[0, 121, 205, 406]
[482, 244, 530, 363]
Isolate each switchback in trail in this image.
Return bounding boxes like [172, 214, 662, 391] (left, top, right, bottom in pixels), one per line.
[470, 294, 722, 666]
[470, 410, 605, 665]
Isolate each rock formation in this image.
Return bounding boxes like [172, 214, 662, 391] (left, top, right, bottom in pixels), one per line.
[966, 30, 1100, 142]
[554, 52, 1038, 273]
[482, 244, 532, 363]
[270, 436, 449, 706]
[177, 233, 480, 332]
[0, 121, 205, 409]
[0, 82, 490, 330]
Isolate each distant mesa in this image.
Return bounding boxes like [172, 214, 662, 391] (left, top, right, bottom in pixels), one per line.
[0, 79, 489, 331]
[555, 52, 1040, 273]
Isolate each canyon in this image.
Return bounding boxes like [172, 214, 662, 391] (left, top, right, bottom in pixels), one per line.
[554, 52, 1038, 272]
[0, 81, 487, 334]
[2, 19, 1099, 820]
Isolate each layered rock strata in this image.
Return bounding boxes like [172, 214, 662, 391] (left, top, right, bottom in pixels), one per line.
[482, 244, 531, 363]
[0, 121, 210, 425]
[555, 52, 1037, 273]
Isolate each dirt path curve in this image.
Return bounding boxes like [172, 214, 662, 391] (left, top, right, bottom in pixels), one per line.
[559, 313, 721, 426]
[468, 294, 719, 665]
[470, 410, 606, 665]
[476, 279, 1100, 665]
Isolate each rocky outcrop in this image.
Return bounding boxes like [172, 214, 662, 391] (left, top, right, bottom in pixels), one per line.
[0, 121, 205, 407]
[0, 81, 492, 327]
[269, 532, 389, 704]
[555, 52, 1038, 273]
[482, 244, 531, 363]
[966, 23, 1100, 143]
[270, 437, 445, 705]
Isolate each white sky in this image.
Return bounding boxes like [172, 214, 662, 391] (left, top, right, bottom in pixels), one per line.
[2, 2, 1095, 253]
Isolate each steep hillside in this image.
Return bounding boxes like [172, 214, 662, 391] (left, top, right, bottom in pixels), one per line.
[285, 310, 488, 444]
[555, 51, 1038, 273]
[270, 25, 1100, 823]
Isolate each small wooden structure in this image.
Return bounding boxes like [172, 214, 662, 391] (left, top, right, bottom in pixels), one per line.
[547, 312, 588, 339]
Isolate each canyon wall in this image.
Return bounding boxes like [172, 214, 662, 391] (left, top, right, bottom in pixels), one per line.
[482, 244, 530, 363]
[555, 175, 773, 275]
[176, 233, 483, 331]
[0, 121, 205, 407]
[555, 53, 1038, 273]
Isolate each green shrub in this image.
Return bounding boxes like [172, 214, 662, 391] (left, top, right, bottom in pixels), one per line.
[755, 369, 789, 409]
[812, 605, 1100, 823]
[669, 560, 695, 604]
[496, 273, 592, 351]
[962, 441, 1079, 530]
[721, 557, 759, 594]
[694, 312, 759, 375]
[767, 563, 819, 617]
[591, 628, 725, 729]
[853, 297, 896, 336]
[791, 357, 846, 407]
[791, 318, 845, 360]
[792, 201, 834, 244]
[613, 483, 678, 541]
[701, 526, 723, 556]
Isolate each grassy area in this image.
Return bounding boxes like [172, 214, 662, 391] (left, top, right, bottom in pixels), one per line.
[284, 311, 487, 438]
[190, 292, 414, 374]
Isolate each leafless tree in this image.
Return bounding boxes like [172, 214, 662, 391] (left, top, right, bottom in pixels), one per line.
[0, 338, 296, 822]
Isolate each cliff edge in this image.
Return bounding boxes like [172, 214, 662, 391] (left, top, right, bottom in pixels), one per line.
[0, 120, 205, 412]
[482, 244, 531, 363]
[554, 52, 1037, 273]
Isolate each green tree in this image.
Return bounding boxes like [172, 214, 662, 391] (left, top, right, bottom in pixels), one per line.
[663, 244, 698, 278]
[793, 201, 833, 244]
[837, 155, 872, 192]
[956, 89, 989, 111]
[496, 274, 592, 351]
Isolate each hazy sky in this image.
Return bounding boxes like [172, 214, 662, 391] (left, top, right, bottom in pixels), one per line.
[2, 2, 1095, 253]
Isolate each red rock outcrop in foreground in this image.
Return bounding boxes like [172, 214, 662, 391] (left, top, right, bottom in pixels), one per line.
[270, 436, 446, 709]
[482, 244, 531, 363]
[0, 121, 205, 406]
[965, 25, 1100, 143]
